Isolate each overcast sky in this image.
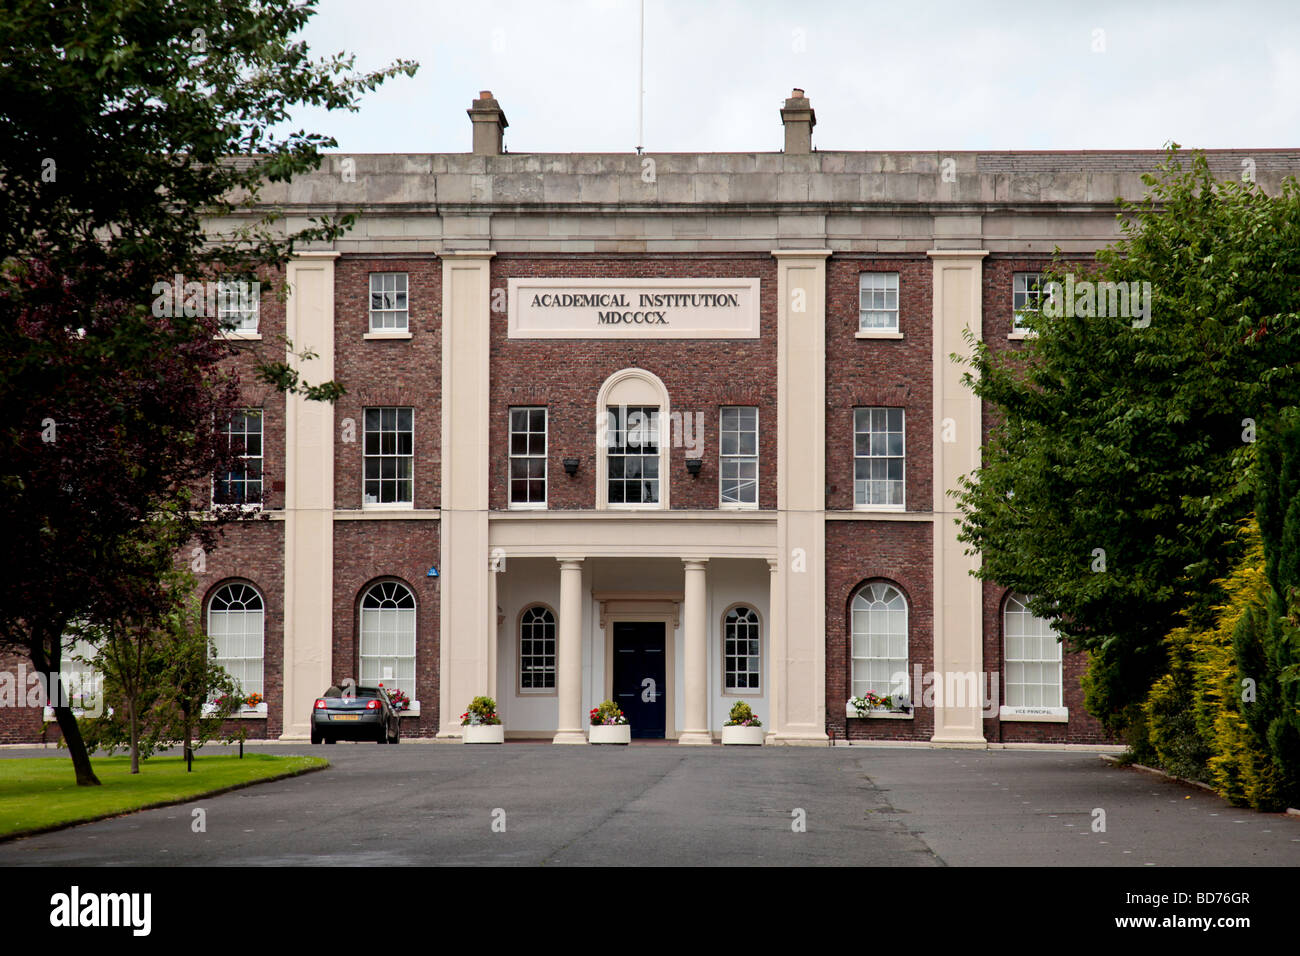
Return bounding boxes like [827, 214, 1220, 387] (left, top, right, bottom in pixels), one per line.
[285, 0, 1300, 154]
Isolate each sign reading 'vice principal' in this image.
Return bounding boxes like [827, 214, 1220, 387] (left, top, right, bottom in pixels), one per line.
[507, 278, 760, 338]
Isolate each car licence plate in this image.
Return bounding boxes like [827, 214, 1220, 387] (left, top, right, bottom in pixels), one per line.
[331, 714, 360, 721]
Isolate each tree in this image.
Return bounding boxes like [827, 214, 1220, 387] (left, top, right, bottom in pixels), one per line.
[78, 566, 200, 774]
[0, 0, 417, 784]
[955, 149, 1300, 731]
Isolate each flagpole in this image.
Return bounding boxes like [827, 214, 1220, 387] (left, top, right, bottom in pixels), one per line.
[636, 0, 644, 154]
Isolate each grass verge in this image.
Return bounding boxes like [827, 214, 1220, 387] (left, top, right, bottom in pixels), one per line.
[0, 753, 328, 841]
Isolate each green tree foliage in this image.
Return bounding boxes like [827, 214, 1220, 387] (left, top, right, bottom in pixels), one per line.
[1140, 436, 1300, 812]
[1237, 409, 1300, 806]
[78, 578, 243, 768]
[955, 149, 1300, 731]
[0, 0, 416, 785]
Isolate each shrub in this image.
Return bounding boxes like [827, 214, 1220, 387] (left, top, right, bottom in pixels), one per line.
[460, 696, 501, 726]
[724, 700, 761, 727]
[589, 700, 627, 726]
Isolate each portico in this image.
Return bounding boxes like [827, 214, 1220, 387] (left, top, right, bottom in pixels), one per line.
[484, 520, 778, 743]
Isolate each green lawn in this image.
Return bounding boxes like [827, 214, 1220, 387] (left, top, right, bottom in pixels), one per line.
[0, 753, 328, 839]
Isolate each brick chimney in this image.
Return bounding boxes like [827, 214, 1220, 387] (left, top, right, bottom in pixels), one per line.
[468, 90, 508, 155]
[780, 88, 815, 154]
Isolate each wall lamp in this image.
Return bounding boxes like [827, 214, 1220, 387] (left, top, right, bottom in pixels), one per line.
[563, 457, 580, 477]
[685, 458, 703, 477]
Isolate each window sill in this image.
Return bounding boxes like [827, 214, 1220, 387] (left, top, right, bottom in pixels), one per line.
[44, 706, 113, 720]
[363, 502, 415, 511]
[1007, 331, 1036, 341]
[855, 330, 904, 340]
[215, 330, 261, 341]
[852, 505, 906, 513]
[508, 502, 548, 511]
[396, 701, 421, 717]
[718, 502, 759, 511]
[999, 705, 1068, 723]
[200, 703, 268, 718]
[845, 702, 913, 719]
[363, 331, 413, 340]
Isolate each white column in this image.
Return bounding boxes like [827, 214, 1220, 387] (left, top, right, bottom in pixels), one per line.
[280, 251, 338, 740]
[763, 558, 780, 745]
[437, 251, 495, 739]
[928, 250, 988, 745]
[678, 558, 713, 745]
[769, 249, 831, 745]
[554, 558, 588, 744]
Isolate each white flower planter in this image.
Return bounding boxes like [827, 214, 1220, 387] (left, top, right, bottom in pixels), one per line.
[721, 725, 765, 746]
[589, 724, 631, 744]
[462, 724, 505, 744]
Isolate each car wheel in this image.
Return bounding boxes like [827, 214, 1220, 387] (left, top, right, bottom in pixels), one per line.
[323, 737, 335, 745]
[311, 730, 321, 745]
[389, 726, 400, 744]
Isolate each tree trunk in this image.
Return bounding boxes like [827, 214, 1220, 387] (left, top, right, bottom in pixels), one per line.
[31, 641, 101, 787]
[128, 699, 139, 774]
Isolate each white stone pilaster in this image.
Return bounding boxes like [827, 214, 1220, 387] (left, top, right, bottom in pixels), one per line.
[769, 249, 831, 745]
[928, 250, 988, 745]
[437, 251, 495, 739]
[280, 251, 338, 739]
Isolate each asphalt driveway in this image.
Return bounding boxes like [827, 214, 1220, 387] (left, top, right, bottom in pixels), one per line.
[1, 744, 1296, 866]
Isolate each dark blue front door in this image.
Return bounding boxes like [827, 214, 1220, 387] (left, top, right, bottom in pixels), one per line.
[613, 622, 666, 739]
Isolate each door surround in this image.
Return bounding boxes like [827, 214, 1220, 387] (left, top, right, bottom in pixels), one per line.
[596, 593, 680, 741]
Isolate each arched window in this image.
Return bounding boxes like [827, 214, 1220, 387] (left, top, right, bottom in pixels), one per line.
[596, 368, 671, 510]
[723, 605, 761, 692]
[208, 582, 265, 699]
[1003, 594, 1062, 708]
[850, 582, 908, 699]
[518, 605, 557, 694]
[360, 581, 416, 698]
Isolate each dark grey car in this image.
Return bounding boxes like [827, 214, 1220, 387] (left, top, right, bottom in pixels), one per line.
[310, 685, 400, 744]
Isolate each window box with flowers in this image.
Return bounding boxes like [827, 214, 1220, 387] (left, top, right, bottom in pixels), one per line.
[202, 693, 268, 719]
[460, 695, 504, 743]
[383, 685, 420, 717]
[588, 700, 630, 744]
[846, 691, 913, 720]
[721, 700, 764, 745]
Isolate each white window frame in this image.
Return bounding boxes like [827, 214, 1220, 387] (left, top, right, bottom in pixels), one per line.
[208, 582, 265, 705]
[853, 407, 905, 510]
[1012, 272, 1044, 335]
[605, 404, 662, 509]
[363, 406, 414, 510]
[508, 407, 547, 510]
[1001, 593, 1067, 720]
[369, 273, 409, 333]
[722, 604, 762, 695]
[850, 582, 909, 703]
[213, 408, 263, 509]
[518, 604, 558, 696]
[596, 368, 671, 511]
[217, 279, 260, 334]
[719, 406, 758, 509]
[359, 581, 417, 701]
[858, 272, 900, 333]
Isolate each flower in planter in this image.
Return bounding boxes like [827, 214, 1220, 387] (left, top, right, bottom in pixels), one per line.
[460, 695, 501, 726]
[849, 692, 895, 716]
[213, 693, 245, 713]
[723, 700, 763, 727]
[589, 700, 628, 726]
[384, 686, 411, 712]
[244, 692, 264, 708]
